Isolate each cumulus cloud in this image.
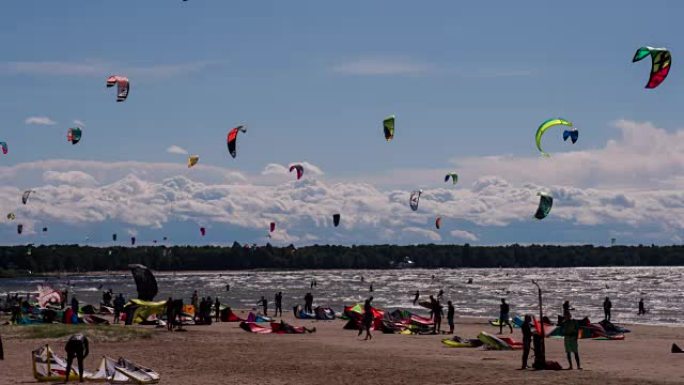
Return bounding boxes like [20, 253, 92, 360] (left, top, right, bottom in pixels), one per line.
[43, 171, 99, 187]
[450, 230, 478, 242]
[166, 145, 188, 155]
[25, 116, 56, 125]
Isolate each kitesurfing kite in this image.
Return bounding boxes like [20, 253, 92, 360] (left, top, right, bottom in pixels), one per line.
[290, 164, 304, 180]
[17, 224, 23, 234]
[6, 213, 15, 221]
[632, 46, 671, 89]
[409, 190, 422, 211]
[227, 125, 247, 158]
[131, 237, 136, 246]
[270, 222, 276, 233]
[383, 115, 395, 142]
[112, 233, 117, 242]
[534, 192, 553, 220]
[535, 118, 573, 157]
[444, 173, 458, 185]
[0, 142, 8, 155]
[22, 190, 33, 205]
[562, 128, 579, 144]
[106, 75, 130, 102]
[42, 227, 47, 232]
[67, 127, 82, 145]
[200, 227, 206, 236]
[333, 213, 341, 227]
[187, 155, 199, 168]
[435, 217, 442, 229]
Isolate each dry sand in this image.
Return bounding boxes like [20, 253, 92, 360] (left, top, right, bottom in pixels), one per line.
[2, 311, 684, 385]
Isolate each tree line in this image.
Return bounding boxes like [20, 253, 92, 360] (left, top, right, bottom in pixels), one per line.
[1, 243, 684, 276]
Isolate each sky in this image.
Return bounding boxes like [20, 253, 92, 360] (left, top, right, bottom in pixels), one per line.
[0, 1, 683, 246]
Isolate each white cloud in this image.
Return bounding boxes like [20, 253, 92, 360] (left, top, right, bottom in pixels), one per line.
[73, 120, 86, 127]
[25, 116, 56, 125]
[332, 56, 431, 76]
[0, 60, 213, 80]
[166, 145, 189, 155]
[43, 171, 99, 188]
[450, 230, 479, 242]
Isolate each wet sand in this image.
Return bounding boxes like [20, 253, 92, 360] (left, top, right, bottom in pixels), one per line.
[2, 311, 684, 385]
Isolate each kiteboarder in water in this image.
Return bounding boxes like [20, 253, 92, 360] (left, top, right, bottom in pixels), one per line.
[64, 333, 90, 383]
[499, 299, 513, 334]
[638, 298, 646, 315]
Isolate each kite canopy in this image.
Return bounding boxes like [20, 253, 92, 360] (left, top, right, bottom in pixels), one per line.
[632, 46, 671, 89]
[435, 217, 442, 229]
[383, 115, 395, 142]
[106, 75, 130, 102]
[0, 141, 7, 155]
[67, 127, 82, 145]
[444, 173, 458, 184]
[129, 264, 158, 301]
[112, 233, 117, 242]
[187, 155, 199, 168]
[22, 190, 33, 205]
[227, 125, 247, 158]
[534, 192, 553, 220]
[200, 227, 206, 236]
[535, 118, 572, 157]
[289, 164, 304, 180]
[17, 224, 23, 234]
[6, 213, 15, 220]
[333, 213, 341, 227]
[269, 222, 276, 232]
[131, 237, 136, 246]
[409, 190, 422, 211]
[562, 129, 579, 144]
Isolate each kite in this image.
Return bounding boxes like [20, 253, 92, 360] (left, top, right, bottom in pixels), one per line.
[435, 217, 442, 229]
[187, 155, 199, 168]
[270, 222, 276, 233]
[409, 190, 422, 211]
[227, 125, 247, 158]
[22, 190, 33, 205]
[289, 164, 304, 180]
[534, 192, 553, 220]
[0, 142, 7, 155]
[67, 127, 82, 145]
[200, 227, 206, 236]
[444, 173, 458, 185]
[6, 213, 15, 221]
[562, 128, 579, 144]
[42, 227, 47, 232]
[112, 233, 117, 242]
[106, 75, 130, 102]
[131, 237, 136, 246]
[383, 115, 395, 142]
[535, 118, 573, 157]
[632, 46, 671, 89]
[17, 224, 23, 234]
[333, 213, 341, 227]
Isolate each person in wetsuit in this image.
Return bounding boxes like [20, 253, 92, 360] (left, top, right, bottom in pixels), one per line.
[166, 297, 174, 331]
[638, 298, 646, 315]
[603, 297, 612, 321]
[413, 290, 420, 305]
[520, 315, 532, 370]
[274, 292, 283, 317]
[258, 296, 268, 316]
[447, 301, 455, 334]
[64, 333, 89, 383]
[499, 299, 513, 334]
[214, 298, 221, 322]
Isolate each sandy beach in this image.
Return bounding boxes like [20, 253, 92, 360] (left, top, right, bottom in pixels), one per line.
[2, 311, 684, 385]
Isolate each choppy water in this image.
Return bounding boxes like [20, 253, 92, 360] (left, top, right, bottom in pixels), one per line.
[1, 267, 681, 325]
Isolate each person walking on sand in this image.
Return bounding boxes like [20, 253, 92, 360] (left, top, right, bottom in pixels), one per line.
[64, 333, 89, 383]
[447, 301, 455, 334]
[638, 298, 646, 315]
[498, 299, 513, 334]
[520, 315, 533, 370]
[413, 290, 420, 305]
[358, 298, 373, 340]
[214, 298, 221, 322]
[603, 297, 612, 321]
[562, 313, 581, 370]
[258, 296, 268, 316]
[274, 292, 283, 317]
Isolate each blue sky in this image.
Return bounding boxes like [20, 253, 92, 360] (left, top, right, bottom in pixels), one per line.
[0, 1, 683, 246]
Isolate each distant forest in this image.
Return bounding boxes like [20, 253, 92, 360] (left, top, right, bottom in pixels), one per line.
[1, 243, 684, 276]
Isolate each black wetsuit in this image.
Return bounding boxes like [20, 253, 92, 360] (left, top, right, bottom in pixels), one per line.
[274, 293, 282, 317]
[521, 321, 532, 369]
[65, 334, 89, 382]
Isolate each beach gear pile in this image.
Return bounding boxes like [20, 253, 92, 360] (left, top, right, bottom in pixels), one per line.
[32, 344, 159, 383]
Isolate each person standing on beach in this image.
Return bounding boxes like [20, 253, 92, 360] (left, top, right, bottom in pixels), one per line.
[428, 295, 436, 319]
[214, 298, 221, 322]
[304, 292, 313, 313]
[446, 300, 455, 334]
[498, 299, 513, 334]
[562, 313, 581, 370]
[64, 333, 89, 383]
[562, 300, 572, 319]
[191, 290, 199, 316]
[71, 296, 79, 317]
[274, 292, 283, 317]
[638, 298, 646, 315]
[358, 298, 373, 340]
[258, 296, 268, 316]
[433, 300, 443, 334]
[520, 315, 532, 370]
[413, 290, 420, 305]
[603, 297, 612, 321]
[113, 294, 125, 324]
